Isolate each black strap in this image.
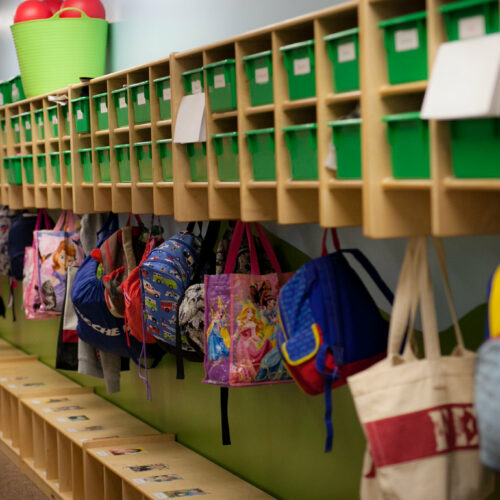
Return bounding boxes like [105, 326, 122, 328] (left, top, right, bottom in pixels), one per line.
[175, 301, 185, 380]
[220, 387, 231, 445]
[10, 279, 16, 323]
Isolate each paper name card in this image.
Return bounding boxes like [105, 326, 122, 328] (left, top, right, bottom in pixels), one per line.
[421, 34, 500, 120]
[173, 93, 207, 144]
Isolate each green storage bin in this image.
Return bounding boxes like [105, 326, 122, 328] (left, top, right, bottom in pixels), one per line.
[284, 123, 318, 180]
[382, 112, 430, 179]
[449, 118, 500, 178]
[11, 115, 21, 144]
[329, 119, 362, 179]
[440, 0, 499, 41]
[134, 141, 153, 182]
[129, 82, 151, 125]
[114, 144, 131, 183]
[186, 142, 207, 181]
[37, 154, 47, 184]
[154, 76, 172, 120]
[34, 109, 44, 140]
[79, 148, 93, 183]
[243, 50, 274, 107]
[22, 155, 34, 184]
[93, 92, 109, 131]
[1, 118, 6, 144]
[0, 81, 11, 107]
[10, 76, 25, 102]
[324, 28, 360, 93]
[157, 139, 173, 181]
[20, 112, 32, 142]
[50, 152, 61, 184]
[246, 128, 276, 181]
[72, 97, 91, 134]
[213, 132, 239, 181]
[47, 106, 59, 138]
[280, 40, 316, 100]
[182, 68, 204, 95]
[379, 12, 428, 85]
[62, 105, 70, 136]
[112, 88, 129, 128]
[96, 146, 111, 183]
[63, 151, 72, 183]
[204, 59, 237, 112]
[9, 157, 22, 185]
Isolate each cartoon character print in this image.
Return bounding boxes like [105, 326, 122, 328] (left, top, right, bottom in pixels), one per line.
[206, 297, 230, 362]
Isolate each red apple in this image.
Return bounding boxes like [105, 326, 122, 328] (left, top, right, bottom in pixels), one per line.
[59, 0, 105, 19]
[42, 0, 63, 14]
[14, 0, 53, 23]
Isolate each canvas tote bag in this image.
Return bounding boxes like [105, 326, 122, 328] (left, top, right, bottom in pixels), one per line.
[348, 238, 494, 500]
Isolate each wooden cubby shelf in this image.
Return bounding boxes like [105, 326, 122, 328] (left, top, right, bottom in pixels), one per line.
[0, 0, 499, 236]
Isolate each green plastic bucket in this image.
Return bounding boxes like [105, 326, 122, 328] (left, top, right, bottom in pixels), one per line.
[11, 115, 21, 144]
[0, 81, 11, 106]
[112, 88, 129, 128]
[243, 50, 274, 107]
[441, 0, 499, 41]
[186, 142, 207, 181]
[62, 105, 70, 136]
[379, 12, 428, 85]
[130, 82, 151, 124]
[157, 139, 173, 181]
[36, 154, 47, 184]
[324, 28, 360, 93]
[329, 119, 362, 179]
[47, 106, 59, 138]
[49, 152, 61, 184]
[63, 151, 72, 183]
[114, 144, 131, 182]
[155, 76, 171, 120]
[72, 96, 90, 134]
[11, 8, 108, 98]
[93, 93, 109, 130]
[182, 68, 204, 95]
[22, 155, 34, 184]
[34, 109, 44, 140]
[9, 157, 22, 185]
[246, 128, 276, 181]
[0, 118, 6, 144]
[205, 60, 237, 112]
[9, 76, 25, 102]
[383, 112, 430, 179]
[96, 146, 111, 182]
[79, 148, 93, 183]
[20, 112, 32, 142]
[284, 123, 318, 180]
[449, 118, 500, 178]
[212, 132, 239, 181]
[280, 40, 316, 100]
[134, 141, 153, 181]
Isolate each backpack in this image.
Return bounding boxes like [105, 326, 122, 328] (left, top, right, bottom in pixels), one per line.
[277, 229, 393, 451]
[0, 206, 17, 276]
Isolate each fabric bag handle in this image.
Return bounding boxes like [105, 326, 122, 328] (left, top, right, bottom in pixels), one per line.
[53, 210, 76, 232]
[34, 209, 52, 231]
[97, 213, 119, 246]
[223, 221, 247, 274]
[125, 213, 143, 227]
[321, 228, 340, 256]
[252, 223, 281, 273]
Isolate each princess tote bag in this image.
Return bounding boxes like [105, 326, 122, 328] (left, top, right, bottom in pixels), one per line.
[348, 238, 494, 500]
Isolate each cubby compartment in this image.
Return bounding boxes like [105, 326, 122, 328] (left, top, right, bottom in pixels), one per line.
[154, 76, 172, 121]
[93, 93, 109, 131]
[246, 127, 276, 181]
[134, 141, 153, 182]
[243, 50, 274, 107]
[20, 112, 32, 142]
[186, 142, 207, 182]
[72, 97, 91, 134]
[47, 106, 60, 138]
[96, 146, 111, 183]
[280, 40, 316, 100]
[157, 139, 173, 181]
[36, 153, 47, 184]
[328, 118, 362, 179]
[49, 152, 62, 184]
[22, 155, 34, 184]
[63, 150, 72, 183]
[79, 148, 94, 183]
[284, 123, 318, 180]
[34, 109, 44, 140]
[129, 81, 151, 125]
[11, 114, 21, 144]
[115, 144, 131, 183]
[182, 67, 205, 95]
[205, 59, 237, 112]
[213, 131, 239, 181]
[112, 88, 129, 128]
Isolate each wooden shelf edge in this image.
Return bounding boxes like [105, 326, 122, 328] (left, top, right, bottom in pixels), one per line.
[136, 182, 154, 188]
[442, 177, 500, 191]
[134, 123, 151, 130]
[328, 178, 363, 189]
[325, 90, 361, 104]
[379, 80, 428, 97]
[283, 97, 317, 110]
[212, 110, 238, 120]
[115, 182, 132, 188]
[156, 181, 174, 187]
[97, 183, 112, 188]
[185, 181, 208, 189]
[247, 180, 277, 189]
[284, 180, 320, 189]
[381, 177, 432, 190]
[245, 104, 275, 116]
[214, 181, 240, 189]
[156, 119, 172, 127]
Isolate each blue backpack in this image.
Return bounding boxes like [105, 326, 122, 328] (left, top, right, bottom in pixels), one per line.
[277, 230, 393, 451]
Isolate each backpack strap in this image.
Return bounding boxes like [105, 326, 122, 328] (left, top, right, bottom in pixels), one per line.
[97, 213, 119, 246]
[220, 387, 231, 445]
[321, 228, 340, 256]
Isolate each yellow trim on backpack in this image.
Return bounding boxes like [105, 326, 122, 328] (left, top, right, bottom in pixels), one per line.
[490, 266, 500, 338]
[280, 324, 321, 366]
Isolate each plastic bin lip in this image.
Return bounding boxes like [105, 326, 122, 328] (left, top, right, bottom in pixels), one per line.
[36, 154, 46, 160]
[242, 50, 272, 62]
[93, 92, 108, 99]
[440, 0, 496, 13]
[95, 146, 110, 152]
[72, 96, 89, 103]
[10, 114, 20, 120]
[49, 152, 60, 157]
[154, 75, 171, 84]
[283, 123, 317, 132]
[20, 154, 32, 160]
[128, 81, 149, 89]
[245, 127, 275, 136]
[111, 87, 127, 95]
[34, 109, 44, 115]
[212, 131, 238, 139]
[134, 141, 152, 147]
[19, 111, 31, 118]
[79, 148, 92, 153]
[279, 39, 315, 52]
[328, 118, 362, 127]
[157, 138, 173, 144]
[382, 111, 423, 122]
[47, 105, 58, 111]
[204, 59, 236, 70]
[181, 67, 204, 77]
[63, 150, 71, 156]
[378, 11, 427, 28]
[324, 27, 359, 42]
[114, 143, 130, 150]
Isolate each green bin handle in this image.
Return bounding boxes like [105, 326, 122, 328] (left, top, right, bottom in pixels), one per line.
[231, 136, 239, 155]
[285, 131, 294, 152]
[213, 137, 223, 156]
[309, 129, 317, 151]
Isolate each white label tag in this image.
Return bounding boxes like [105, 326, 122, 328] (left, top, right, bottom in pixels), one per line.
[52, 115, 58, 124]
[255, 67, 269, 84]
[25, 121, 31, 130]
[100, 101, 108, 114]
[32, 400, 41, 405]
[154, 494, 168, 499]
[214, 73, 226, 88]
[67, 428, 77, 433]
[14, 124, 19, 132]
[137, 92, 146, 105]
[38, 118, 43, 126]
[395, 28, 419, 52]
[293, 57, 311, 76]
[76, 110, 83, 121]
[163, 87, 171, 101]
[96, 451, 108, 457]
[12, 85, 19, 100]
[56, 417, 66, 423]
[7, 384, 16, 388]
[338, 42, 356, 63]
[191, 80, 202, 94]
[459, 15, 486, 40]
[42, 408, 52, 413]
[133, 478, 146, 485]
[119, 96, 127, 109]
